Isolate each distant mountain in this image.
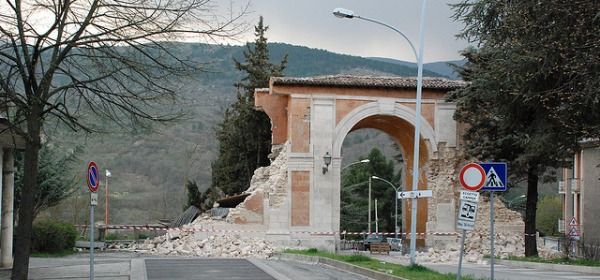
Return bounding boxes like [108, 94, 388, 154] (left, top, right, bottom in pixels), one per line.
[267, 43, 444, 78]
[43, 42, 460, 225]
[367, 57, 466, 80]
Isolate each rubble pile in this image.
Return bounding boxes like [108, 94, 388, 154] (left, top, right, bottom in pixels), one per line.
[404, 230, 525, 263]
[126, 143, 562, 263]
[127, 145, 302, 258]
[404, 195, 564, 263]
[406, 230, 563, 263]
[130, 232, 279, 258]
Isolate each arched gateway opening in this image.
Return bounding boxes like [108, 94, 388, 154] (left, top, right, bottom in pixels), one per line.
[255, 75, 466, 251]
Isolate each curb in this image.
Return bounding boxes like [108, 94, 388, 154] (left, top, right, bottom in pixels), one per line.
[273, 253, 408, 280]
[494, 259, 600, 275]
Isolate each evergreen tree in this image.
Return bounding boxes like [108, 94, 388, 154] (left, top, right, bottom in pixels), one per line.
[14, 144, 82, 222]
[449, 0, 600, 256]
[184, 180, 202, 210]
[341, 148, 402, 235]
[211, 17, 288, 195]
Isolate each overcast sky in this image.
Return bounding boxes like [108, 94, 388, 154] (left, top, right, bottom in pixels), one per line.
[228, 0, 470, 63]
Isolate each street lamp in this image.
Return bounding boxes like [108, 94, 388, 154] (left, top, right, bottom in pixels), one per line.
[105, 169, 111, 236]
[371, 176, 401, 240]
[341, 159, 370, 173]
[508, 194, 526, 208]
[333, 1, 427, 266]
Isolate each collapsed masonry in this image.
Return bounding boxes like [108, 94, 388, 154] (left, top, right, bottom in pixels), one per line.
[130, 144, 562, 262]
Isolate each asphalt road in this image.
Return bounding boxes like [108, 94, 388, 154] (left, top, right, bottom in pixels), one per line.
[145, 258, 373, 280]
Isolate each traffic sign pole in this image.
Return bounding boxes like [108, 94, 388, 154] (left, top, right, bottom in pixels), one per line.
[456, 190, 479, 280]
[458, 162, 508, 280]
[90, 200, 94, 280]
[490, 192, 495, 280]
[457, 229, 466, 280]
[87, 161, 100, 280]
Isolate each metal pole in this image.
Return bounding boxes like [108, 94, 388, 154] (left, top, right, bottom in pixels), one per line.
[368, 177, 372, 233]
[105, 175, 108, 236]
[457, 229, 466, 280]
[395, 189, 398, 239]
[490, 192, 495, 280]
[375, 199, 379, 233]
[371, 176, 400, 239]
[90, 204, 94, 280]
[410, 0, 427, 267]
[333, 2, 427, 265]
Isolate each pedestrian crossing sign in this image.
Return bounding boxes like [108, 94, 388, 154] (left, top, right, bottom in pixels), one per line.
[480, 163, 507, 191]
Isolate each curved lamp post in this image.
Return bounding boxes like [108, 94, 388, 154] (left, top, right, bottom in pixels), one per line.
[371, 176, 401, 240]
[508, 194, 526, 208]
[333, 2, 427, 266]
[341, 159, 370, 173]
[105, 169, 111, 236]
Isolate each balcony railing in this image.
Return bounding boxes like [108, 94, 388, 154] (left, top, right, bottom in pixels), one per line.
[560, 178, 581, 193]
[571, 178, 580, 193]
[558, 219, 565, 233]
[558, 181, 565, 194]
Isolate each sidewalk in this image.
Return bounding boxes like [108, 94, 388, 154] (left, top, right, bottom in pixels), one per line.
[0, 252, 146, 280]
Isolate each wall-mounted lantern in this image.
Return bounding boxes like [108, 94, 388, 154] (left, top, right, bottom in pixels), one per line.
[322, 152, 332, 174]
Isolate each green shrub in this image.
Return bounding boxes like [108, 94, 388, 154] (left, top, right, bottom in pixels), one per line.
[32, 221, 77, 254]
[536, 196, 562, 236]
[105, 233, 118, 241]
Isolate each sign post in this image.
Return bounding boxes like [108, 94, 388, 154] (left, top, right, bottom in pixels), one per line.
[480, 162, 506, 280]
[456, 190, 480, 280]
[396, 190, 433, 253]
[568, 216, 580, 242]
[87, 161, 100, 280]
[457, 162, 507, 280]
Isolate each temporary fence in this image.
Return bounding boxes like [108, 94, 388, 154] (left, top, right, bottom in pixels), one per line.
[97, 224, 539, 237]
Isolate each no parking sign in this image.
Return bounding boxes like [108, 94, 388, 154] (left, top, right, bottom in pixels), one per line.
[87, 161, 100, 192]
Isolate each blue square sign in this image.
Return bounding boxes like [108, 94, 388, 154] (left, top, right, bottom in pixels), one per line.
[479, 162, 507, 191]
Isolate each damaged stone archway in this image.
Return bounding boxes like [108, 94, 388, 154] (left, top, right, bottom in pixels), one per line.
[332, 104, 436, 248]
[251, 75, 467, 251]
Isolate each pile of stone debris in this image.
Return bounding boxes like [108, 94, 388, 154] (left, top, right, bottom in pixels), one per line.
[120, 144, 562, 263]
[129, 232, 281, 258]
[121, 228, 560, 263]
[396, 230, 563, 264]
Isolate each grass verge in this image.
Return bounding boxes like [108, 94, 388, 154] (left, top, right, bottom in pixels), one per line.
[284, 248, 482, 280]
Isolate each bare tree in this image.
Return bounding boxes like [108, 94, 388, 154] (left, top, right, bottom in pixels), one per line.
[0, 1, 248, 278]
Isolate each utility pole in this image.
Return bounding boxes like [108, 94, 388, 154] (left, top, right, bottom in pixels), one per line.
[368, 176, 372, 233]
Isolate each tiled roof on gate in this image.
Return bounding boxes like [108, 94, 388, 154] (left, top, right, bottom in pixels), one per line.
[271, 75, 467, 90]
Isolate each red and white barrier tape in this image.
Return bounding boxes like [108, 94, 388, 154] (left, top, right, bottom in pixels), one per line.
[98, 225, 539, 237]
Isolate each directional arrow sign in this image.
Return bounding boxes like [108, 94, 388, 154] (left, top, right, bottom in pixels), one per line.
[397, 190, 433, 199]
